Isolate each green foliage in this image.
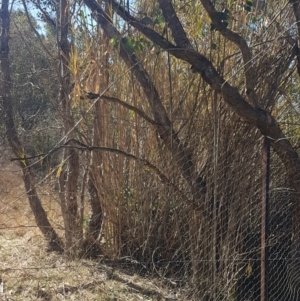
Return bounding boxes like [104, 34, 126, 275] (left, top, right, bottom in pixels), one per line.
[8, 10, 60, 172]
[110, 36, 150, 53]
[137, 4, 165, 29]
[10, 10, 57, 122]
[147, 4, 165, 26]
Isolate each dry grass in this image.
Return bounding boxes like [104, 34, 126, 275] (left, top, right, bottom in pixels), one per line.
[0, 234, 177, 300]
[0, 162, 33, 237]
[0, 162, 184, 301]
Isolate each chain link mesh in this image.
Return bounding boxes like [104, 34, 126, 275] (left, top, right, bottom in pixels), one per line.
[1, 1, 300, 300]
[1, 98, 300, 300]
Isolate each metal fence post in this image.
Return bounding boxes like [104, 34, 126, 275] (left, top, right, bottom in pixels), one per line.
[261, 136, 270, 301]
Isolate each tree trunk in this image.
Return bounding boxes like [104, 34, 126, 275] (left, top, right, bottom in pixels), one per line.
[86, 25, 112, 255]
[84, 0, 300, 294]
[58, 0, 81, 257]
[83, 0, 207, 217]
[0, 0, 63, 252]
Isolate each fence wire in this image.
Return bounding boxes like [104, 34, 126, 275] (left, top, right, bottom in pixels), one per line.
[3, 0, 300, 299]
[1, 98, 300, 301]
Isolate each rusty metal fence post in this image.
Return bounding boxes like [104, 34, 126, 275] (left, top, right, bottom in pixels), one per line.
[261, 136, 270, 301]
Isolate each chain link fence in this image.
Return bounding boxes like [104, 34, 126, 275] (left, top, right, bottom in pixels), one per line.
[0, 94, 299, 301]
[1, 0, 300, 299]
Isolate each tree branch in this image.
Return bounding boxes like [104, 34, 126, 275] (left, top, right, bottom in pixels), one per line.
[199, 0, 259, 108]
[11, 139, 193, 207]
[21, 0, 55, 59]
[32, 1, 56, 30]
[84, 0, 300, 194]
[86, 94, 161, 126]
[96, 0, 258, 121]
[83, 0, 208, 202]
[100, 95, 161, 126]
[289, 0, 300, 76]
[157, 0, 193, 49]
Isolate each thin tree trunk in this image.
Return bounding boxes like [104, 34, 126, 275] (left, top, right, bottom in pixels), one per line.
[87, 97, 105, 247]
[0, 0, 63, 252]
[83, 0, 207, 217]
[85, 0, 300, 294]
[58, 0, 81, 256]
[85, 11, 112, 255]
[87, 177, 103, 239]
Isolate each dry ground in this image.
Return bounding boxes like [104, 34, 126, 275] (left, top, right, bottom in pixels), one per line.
[0, 161, 184, 301]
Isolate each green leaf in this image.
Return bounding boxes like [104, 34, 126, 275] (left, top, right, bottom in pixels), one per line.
[110, 38, 118, 47]
[154, 16, 165, 25]
[126, 37, 136, 52]
[79, 9, 85, 21]
[139, 38, 150, 47]
[121, 37, 133, 52]
[136, 42, 144, 52]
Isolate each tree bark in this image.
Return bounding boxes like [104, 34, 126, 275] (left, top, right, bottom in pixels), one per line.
[0, 0, 63, 252]
[90, 0, 300, 213]
[83, 0, 207, 217]
[84, 0, 300, 292]
[289, 2, 300, 75]
[58, 0, 81, 256]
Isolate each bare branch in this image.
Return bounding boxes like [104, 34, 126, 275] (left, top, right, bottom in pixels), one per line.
[1, 0, 63, 252]
[11, 139, 193, 207]
[21, 0, 55, 59]
[290, 0, 300, 38]
[85, 94, 161, 126]
[31, 1, 56, 30]
[83, 0, 207, 203]
[100, 95, 161, 126]
[289, 0, 300, 75]
[157, 0, 193, 49]
[200, 0, 259, 108]
[82, 0, 300, 208]
[95, 0, 258, 120]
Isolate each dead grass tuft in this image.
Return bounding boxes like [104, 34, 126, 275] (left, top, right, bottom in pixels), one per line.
[0, 235, 182, 300]
[0, 162, 185, 300]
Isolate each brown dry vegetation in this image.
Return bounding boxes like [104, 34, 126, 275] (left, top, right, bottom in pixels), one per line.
[0, 160, 184, 301]
[2, 0, 300, 299]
